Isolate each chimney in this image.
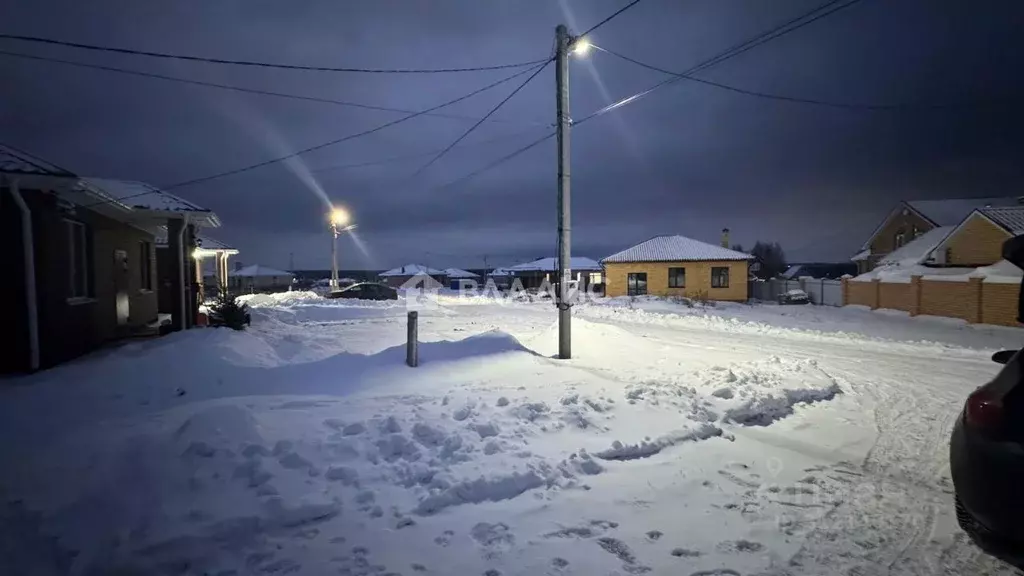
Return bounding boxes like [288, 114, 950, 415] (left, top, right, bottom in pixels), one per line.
[721, 228, 730, 248]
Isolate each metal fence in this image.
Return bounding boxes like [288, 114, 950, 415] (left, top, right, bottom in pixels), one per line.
[748, 277, 843, 307]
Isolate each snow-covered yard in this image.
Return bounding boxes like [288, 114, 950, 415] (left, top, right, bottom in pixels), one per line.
[2, 294, 1021, 575]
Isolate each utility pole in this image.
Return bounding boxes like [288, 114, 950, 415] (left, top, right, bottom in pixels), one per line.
[555, 24, 572, 359]
[330, 224, 339, 290]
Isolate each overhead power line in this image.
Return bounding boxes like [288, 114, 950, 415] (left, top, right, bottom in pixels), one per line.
[411, 59, 552, 178]
[432, 132, 555, 192]
[578, 0, 644, 38]
[0, 50, 549, 126]
[0, 33, 549, 74]
[311, 126, 550, 174]
[574, 0, 865, 125]
[592, 44, 1008, 111]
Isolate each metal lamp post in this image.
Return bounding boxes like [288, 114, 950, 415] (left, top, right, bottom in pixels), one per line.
[329, 207, 355, 291]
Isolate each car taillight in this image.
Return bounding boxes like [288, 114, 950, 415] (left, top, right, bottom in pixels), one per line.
[965, 389, 1003, 431]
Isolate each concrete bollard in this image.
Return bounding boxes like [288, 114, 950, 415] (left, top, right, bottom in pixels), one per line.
[406, 311, 418, 367]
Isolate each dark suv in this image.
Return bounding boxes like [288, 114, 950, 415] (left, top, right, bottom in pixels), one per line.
[950, 235, 1024, 567]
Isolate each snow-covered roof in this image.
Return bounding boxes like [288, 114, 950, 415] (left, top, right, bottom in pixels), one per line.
[603, 235, 753, 263]
[487, 267, 514, 277]
[82, 178, 215, 216]
[850, 249, 871, 262]
[508, 257, 602, 272]
[877, 226, 953, 267]
[444, 268, 479, 278]
[154, 228, 236, 252]
[978, 206, 1024, 235]
[0, 143, 75, 177]
[230, 265, 293, 278]
[379, 264, 445, 277]
[907, 198, 1020, 227]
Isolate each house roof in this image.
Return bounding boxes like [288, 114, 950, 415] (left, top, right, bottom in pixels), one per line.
[602, 235, 753, 263]
[230, 264, 293, 277]
[444, 268, 479, 278]
[154, 228, 237, 254]
[978, 206, 1024, 235]
[859, 197, 1022, 251]
[0, 143, 75, 177]
[508, 257, 602, 272]
[379, 264, 445, 277]
[907, 198, 1020, 227]
[83, 178, 212, 213]
[877, 226, 954, 267]
[487, 267, 514, 276]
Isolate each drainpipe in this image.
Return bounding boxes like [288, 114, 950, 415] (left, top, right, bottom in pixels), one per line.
[7, 178, 40, 371]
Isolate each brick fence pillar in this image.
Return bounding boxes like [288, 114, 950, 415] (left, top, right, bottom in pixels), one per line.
[967, 276, 983, 324]
[840, 275, 852, 306]
[871, 278, 881, 310]
[909, 275, 922, 316]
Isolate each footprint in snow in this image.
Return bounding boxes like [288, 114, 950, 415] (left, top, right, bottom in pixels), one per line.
[645, 530, 663, 541]
[715, 539, 764, 553]
[670, 548, 701, 557]
[434, 530, 455, 547]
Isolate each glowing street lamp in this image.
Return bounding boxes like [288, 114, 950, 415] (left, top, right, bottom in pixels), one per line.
[571, 37, 591, 57]
[329, 206, 356, 290]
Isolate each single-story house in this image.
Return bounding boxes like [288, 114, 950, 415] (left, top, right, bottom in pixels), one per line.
[1, 145, 219, 373]
[852, 197, 1022, 274]
[444, 267, 479, 290]
[379, 264, 446, 289]
[485, 267, 514, 289]
[506, 257, 603, 291]
[230, 264, 295, 294]
[602, 235, 753, 300]
[154, 229, 239, 302]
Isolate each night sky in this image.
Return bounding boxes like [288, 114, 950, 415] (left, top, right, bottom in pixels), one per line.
[2, 0, 1022, 270]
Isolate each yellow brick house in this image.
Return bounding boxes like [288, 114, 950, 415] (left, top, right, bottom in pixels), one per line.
[929, 206, 1024, 267]
[602, 235, 753, 301]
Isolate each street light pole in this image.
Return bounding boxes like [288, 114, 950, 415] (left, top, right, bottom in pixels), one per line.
[555, 24, 572, 360]
[330, 223, 339, 290]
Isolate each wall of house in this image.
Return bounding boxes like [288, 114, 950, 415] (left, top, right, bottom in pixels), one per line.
[944, 214, 1010, 267]
[867, 208, 934, 266]
[1, 186, 158, 372]
[845, 277, 1020, 327]
[604, 260, 749, 301]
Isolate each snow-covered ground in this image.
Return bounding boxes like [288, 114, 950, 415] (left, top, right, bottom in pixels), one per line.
[1, 293, 1021, 575]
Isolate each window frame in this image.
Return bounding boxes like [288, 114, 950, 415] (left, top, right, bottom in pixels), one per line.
[895, 229, 906, 248]
[668, 267, 686, 288]
[627, 272, 648, 296]
[139, 240, 153, 291]
[711, 266, 730, 289]
[65, 219, 91, 300]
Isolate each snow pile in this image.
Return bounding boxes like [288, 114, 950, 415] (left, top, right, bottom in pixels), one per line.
[237, 290, 322, 307]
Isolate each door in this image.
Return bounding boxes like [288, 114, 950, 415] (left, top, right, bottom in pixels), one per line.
[113, 249, 130, 326]
[627, 272, 647, 296]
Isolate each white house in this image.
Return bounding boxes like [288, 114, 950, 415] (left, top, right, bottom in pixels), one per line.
[229, 264, 295, 293]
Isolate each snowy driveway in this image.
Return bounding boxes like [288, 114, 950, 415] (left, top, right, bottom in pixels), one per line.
[1, 294, 1021, 575]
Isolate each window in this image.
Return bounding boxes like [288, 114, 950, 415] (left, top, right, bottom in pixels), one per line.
[668, 267, 686, 288]
[66, 220, 91, 299]
[911, 225, 921, 239]
[139, 241, 152, 290]
[894, 229, 906, 248]
[588, 272, 602, 284]
[627, 272, 647, 296]
[711, 266, 730, 288]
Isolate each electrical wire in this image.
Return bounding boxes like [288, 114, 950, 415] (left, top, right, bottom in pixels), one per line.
[411, 58, 552, 178]
[157, 62, 550, 192]
[0, 33, 550, 74]
[578, 0, 644, 38]
[0, 49, 549, 126]
[432, 132, 555, 192]
[591, 44, 1008, 110]
[311, 126, 551, 174]
[574, 0, 865, 125]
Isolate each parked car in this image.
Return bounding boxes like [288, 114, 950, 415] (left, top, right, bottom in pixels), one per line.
[949, 235, 1024, 568]
[325, 282, 398, 301]
[778, 289, 811, 305]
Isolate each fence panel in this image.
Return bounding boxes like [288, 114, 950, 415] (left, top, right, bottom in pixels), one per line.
[803, 280, 824, 304]
[820, 280, 842, 306]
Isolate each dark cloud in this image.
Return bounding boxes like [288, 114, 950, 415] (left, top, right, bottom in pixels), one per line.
[2, 0, 1022, 269]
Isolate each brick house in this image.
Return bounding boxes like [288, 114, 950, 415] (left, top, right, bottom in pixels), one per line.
[602, 235, 753, 301]
[845, 205, 1024, 326]
[1, 145, 221, 373]
[852, 197, 1021, 273]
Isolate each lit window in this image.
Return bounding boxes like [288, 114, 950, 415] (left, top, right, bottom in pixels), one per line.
[589, 272, 602, 284]
[895, 230, 906, 248]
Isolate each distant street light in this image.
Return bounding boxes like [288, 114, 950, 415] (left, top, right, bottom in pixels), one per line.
[329, 206, 355, 290]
